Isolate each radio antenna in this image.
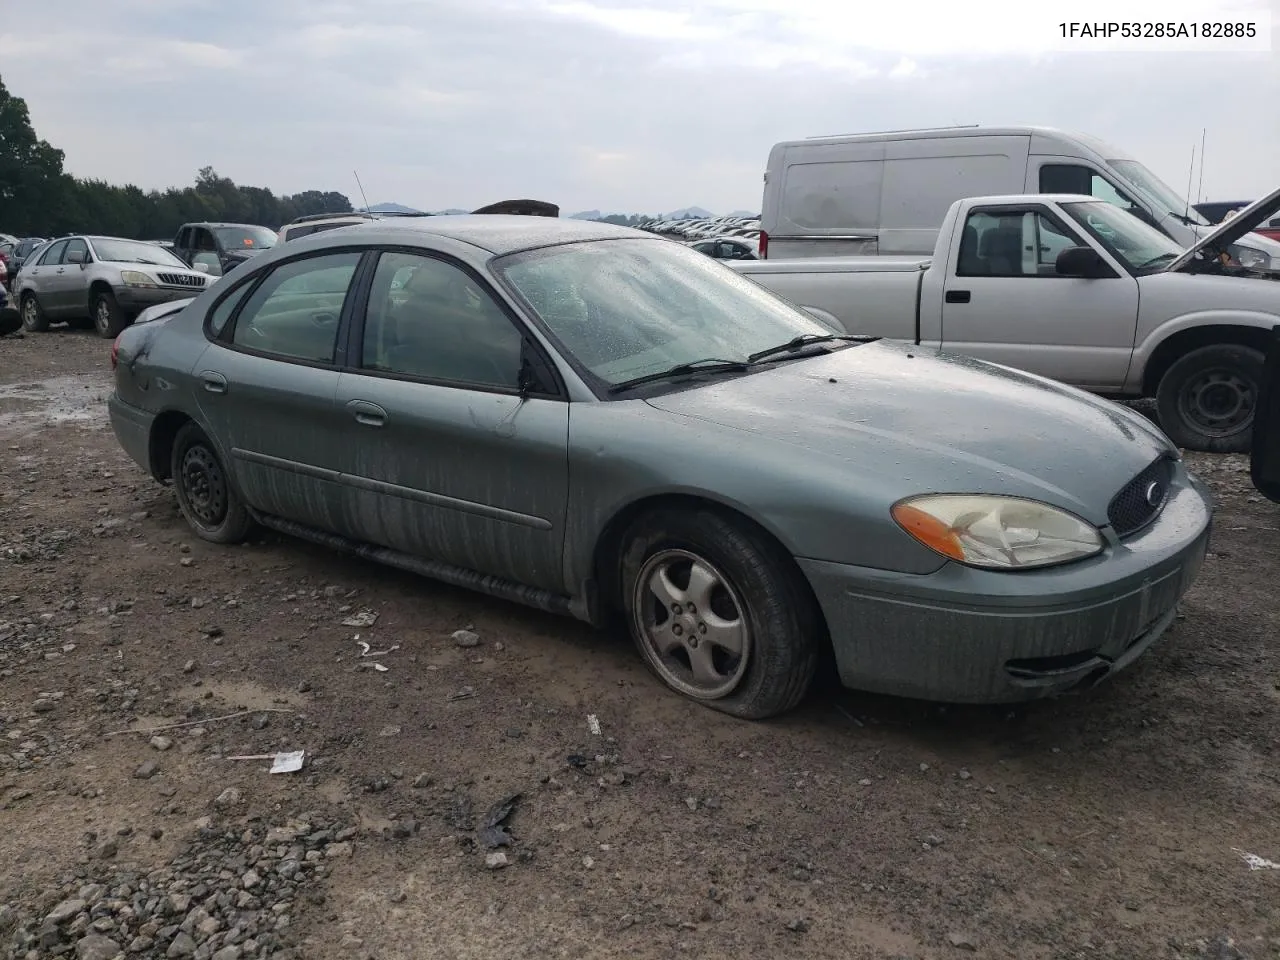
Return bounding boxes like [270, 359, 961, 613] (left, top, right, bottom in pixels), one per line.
[353, 170, 372, 213]
[1195, 127, 1207, 204]
[1184, 145, 1195, 223]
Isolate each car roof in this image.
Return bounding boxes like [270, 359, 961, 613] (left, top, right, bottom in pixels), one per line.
[321, 215, 647, 256]
[183, 222, 271, 229]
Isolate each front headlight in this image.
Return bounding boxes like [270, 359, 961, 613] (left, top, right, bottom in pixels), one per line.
[1230, 244, 1270, 270]
[892, 495, 1103, 570]
[120, 270, 157, 288]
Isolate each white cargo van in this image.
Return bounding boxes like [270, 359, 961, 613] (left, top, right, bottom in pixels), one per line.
[758, 125, 1280, 269]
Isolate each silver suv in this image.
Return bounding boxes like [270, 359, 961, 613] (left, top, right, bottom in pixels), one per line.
[16, 235, 213, 338]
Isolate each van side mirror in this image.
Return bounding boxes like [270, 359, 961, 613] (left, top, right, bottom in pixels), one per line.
[1055, 246, 1113, 279]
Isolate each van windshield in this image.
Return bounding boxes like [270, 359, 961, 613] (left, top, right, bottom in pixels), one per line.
[1109, 159, 1209, 227]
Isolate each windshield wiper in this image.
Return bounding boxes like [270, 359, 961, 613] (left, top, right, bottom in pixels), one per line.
[747, 333, 875, 363]
[1136, 252, 1179, 269]
[608, 358, 750, 394]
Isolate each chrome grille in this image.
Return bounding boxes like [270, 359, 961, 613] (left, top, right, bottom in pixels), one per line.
[1107, 456, 1175, 538]
[156, 273, 206, 288]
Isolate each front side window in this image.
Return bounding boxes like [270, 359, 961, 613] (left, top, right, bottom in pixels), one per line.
[63, 238, 89, 263]
[361, 252, 524, 389]
[1039, 163, 1146, 218]
[1061, 200, 1183, 273]
[494, 237, 829, 388]
[229, 252, 360, 362]
[957, 210, 1087, 277]
[1109, 159, 1208, 226]
[37, 240, 69, 265]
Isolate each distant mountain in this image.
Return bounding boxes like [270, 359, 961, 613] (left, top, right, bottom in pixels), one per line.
[432, 208, 469, 216]
[665, 206, 713, 220]
[360, 202, 423, 214]
[568, 210, 603, 220]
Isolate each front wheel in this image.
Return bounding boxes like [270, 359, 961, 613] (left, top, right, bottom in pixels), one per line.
[170, 422, 255, 544]
[1155, 344, 1263, 453]
[92, 289, 128, 339]
[620, 507, 822, 719]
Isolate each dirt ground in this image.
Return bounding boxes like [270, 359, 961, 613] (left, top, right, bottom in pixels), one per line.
[1, 327, 1278, 960]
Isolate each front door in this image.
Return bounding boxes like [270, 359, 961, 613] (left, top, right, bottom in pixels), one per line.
[1252, 324, 1280, 503]
[193, 250, 363, 530]
[939, 203, 1140, 390]
[333, 250, 571, 593]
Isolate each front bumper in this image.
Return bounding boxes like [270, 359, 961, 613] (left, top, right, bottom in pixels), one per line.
[115, 285, 204, 312]
[799, 468, 1213, 703]
[108, 392, 156, 478]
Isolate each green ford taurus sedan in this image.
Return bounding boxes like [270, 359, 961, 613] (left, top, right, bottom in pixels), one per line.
[107, 216, 1212, 718]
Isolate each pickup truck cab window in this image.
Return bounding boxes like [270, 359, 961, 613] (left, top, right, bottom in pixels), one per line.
[957, 209, 1085, 277]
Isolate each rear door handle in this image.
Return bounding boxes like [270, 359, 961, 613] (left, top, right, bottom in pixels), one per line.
[945, 290, 971, 304]
[199, 371, 228, 394]
[347, 399, 386, 427]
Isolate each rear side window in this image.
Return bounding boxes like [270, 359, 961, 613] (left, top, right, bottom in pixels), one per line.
[229, 253, 360, 363]
[208, 282, 254, 337]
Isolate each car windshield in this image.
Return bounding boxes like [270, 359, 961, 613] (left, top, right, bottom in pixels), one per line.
[90, 238, 188, 267]
[1061, 201, 1184, 272]
[494, 238, 832, 388]
[214, 226, 277, 251]
[1109, 159, 1209, 226]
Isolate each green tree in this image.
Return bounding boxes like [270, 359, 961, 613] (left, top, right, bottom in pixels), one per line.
[0, 77, 67, 235]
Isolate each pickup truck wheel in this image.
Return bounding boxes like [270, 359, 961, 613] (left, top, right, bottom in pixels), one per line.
[20, 293, 49, 332]
[620, 506, 821, 720]
[1155, 343, 1263, 453]
[92, 290, 128, 339]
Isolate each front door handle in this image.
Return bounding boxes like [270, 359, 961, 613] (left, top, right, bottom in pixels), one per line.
[199, 371, 228, 394]
[945, 289, 971, 304]
[347, 399, 387, 427]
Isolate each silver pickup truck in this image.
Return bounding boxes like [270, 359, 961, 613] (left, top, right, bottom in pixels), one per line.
[730, 188, 1280, 453]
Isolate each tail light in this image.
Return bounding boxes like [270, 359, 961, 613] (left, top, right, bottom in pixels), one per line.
[758, 230, 768, 259]
[110, 335, 121, 371]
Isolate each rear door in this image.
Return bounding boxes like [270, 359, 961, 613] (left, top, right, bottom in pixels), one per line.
[1252, 324, 1280, 503]
[939, 202, 1140, 389]
[194, 249, 366, 530]
[47, 237, 91, 314]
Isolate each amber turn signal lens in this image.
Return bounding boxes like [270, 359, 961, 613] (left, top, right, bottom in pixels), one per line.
[891, 502, 965, 561]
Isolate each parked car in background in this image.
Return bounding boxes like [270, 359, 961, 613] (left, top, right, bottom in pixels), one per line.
[759, 125, 1280, 269]
[106, 216, 1210, 718]
[5, 237, 49, 278]
[16, 235, 214, 338]
[277, 210, 431, 243]
[688, 237, 758, 260]
[173, 222, 277, 277]
[1195, 201, 1252, 224]
[731, 188, 1280, 454]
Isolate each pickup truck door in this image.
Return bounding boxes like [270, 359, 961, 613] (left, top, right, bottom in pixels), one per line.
[936, 203, 1139, 390]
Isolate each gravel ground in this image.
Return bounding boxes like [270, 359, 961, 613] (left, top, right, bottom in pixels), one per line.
[1, 327, 1278, 960]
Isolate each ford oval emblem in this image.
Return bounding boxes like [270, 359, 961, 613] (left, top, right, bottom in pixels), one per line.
[1144, 480, 1164, 507]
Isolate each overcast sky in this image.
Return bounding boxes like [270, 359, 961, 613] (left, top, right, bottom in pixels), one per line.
[2, 0, 1277, 215]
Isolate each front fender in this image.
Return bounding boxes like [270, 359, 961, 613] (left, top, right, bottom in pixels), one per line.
[1128, 309, 1280, 393]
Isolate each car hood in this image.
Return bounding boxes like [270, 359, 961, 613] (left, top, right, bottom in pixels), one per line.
[644, 341, 1174, 526]
[1170, 184, 1280, 271]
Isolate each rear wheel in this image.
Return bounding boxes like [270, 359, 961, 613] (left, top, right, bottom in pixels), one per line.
[620, 506, 821, 719]
[1155, 343, 1263, 453]
[170, 422, 255, 544]
[20, 293, 48, 332]
[92, 289, 128, 339]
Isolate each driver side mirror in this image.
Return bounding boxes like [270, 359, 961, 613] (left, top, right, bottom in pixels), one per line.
[1055, 246, 1114, 279]
[193, 263, 209, 274]
[65, 249, 86, 265]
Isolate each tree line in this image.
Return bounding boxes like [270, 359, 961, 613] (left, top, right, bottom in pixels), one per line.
[0, 76, 353, 240]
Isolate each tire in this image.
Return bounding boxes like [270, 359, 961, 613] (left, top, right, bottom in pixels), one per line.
[92, 289, 128, 339]
[170, 422, 255, 544]
[619, 506, 822, 720]
[20, 293, 48, 332]
[1155, 344, 1264, 453]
